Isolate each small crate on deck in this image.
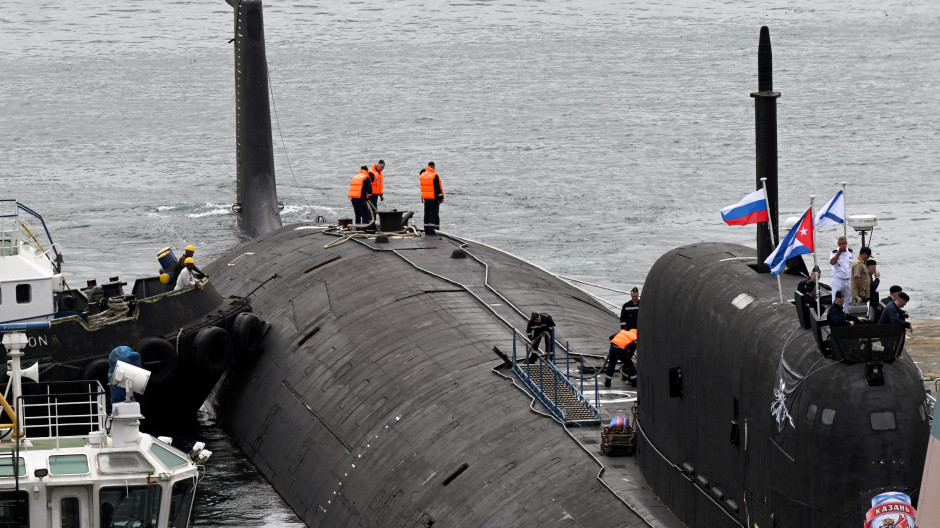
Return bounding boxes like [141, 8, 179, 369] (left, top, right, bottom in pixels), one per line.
[601, 416, 636, 456]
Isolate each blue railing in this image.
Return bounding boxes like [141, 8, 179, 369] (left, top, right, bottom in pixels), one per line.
[510, 329, 600, 425]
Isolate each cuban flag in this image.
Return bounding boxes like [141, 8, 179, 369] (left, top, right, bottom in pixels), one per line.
[815, 190, 845, 229]
[764, 207, 814, 275]
[720, 189, 769, 226]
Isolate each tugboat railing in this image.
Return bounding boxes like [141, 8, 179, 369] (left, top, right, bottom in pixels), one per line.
[14, 381, 109, 445]
[510, 328, 600, 426]
[0, 199, 62, 272]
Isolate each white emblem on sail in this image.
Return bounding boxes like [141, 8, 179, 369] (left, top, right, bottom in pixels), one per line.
[771, 379, 795, 430]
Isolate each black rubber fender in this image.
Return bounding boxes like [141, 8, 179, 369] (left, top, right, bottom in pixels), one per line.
[192, 326, 234, 375]
[232, 312, 265, 357]
[135, 337, 179, 387]
[82, 357, 111, 389]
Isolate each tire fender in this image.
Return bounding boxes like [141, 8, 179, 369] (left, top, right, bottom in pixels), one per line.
[82, 357, 111, 388]
[232, 312, 265, 357]
[192, 326, 234, 376]
[134, 337, 179, 387]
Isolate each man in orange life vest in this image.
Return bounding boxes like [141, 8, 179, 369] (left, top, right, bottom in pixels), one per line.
[368, 160, 385, 212]
[348, 166, 373, 231]
[605, 329, 637, 388]
[419, 161, 444, 236]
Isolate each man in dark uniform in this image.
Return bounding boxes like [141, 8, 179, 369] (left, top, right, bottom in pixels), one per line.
[798, 266, 820, 296]
[875, 285, 903, 322]
[526, 312, 555, 363]
[827, 290, 867, 327]
[799, 280, 818, 313]
[620, 287, 640, 330]
[605, 329, 637, 388]
[879, 292, 913, 333]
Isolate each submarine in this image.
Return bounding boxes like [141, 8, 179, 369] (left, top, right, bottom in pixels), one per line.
[204, 3, 928, 526]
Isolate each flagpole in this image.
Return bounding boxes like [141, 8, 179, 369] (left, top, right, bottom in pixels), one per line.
[761, 178, 783, 303]
[811, 194, 820, 315]
[840, 181, 848, 240]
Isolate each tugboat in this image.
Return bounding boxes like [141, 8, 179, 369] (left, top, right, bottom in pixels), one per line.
[0, 329, 209, 527]
[0, 199, 267, 426]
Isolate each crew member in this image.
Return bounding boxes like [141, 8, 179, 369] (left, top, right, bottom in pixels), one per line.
[605, 329, 638, 388]
[369, 160, 385, 211]
[867, 258, 881, 294]
[620, 287, 640, 330]
[172, 245, 208, 284]
[879, 291, 913, 333]
[348, 166, 374, 230]
[850, 246, 872, 304]
[420, 161, 444, 235]
[175, 257, 201, 291]
[526, 312, 555, 363]
[875, 285, 904, 321]
[829, 236, 854, 302]
[800, 280, 818, 313]
[827, 291, 867, 327]
[798, 266, 820, 296]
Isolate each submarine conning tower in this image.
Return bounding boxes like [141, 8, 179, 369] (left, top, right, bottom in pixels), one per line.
[636, 243, 929, 527]
[229, 0, 282, 238]
[752, 25, 780, 272]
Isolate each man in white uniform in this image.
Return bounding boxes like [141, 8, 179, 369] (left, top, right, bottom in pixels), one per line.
[829, 236, 853, 302]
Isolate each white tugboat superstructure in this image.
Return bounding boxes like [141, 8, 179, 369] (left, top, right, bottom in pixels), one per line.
[0, 328, 208, 528]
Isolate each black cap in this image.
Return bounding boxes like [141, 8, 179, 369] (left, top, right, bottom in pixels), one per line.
[890, 285, 903, 294]
[530, 312, 539, 320]
[812, 265, 821, 273]
[631, 287, 639, 293]
[835, 290, 844, 299]
[859, 246, 872, 255]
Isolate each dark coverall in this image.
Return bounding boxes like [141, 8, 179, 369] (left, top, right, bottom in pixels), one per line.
[352, 177, 374, 230]
[605, 338, 637, 388]
[423, 174, 443, 235]
[526, 313, 555, 363]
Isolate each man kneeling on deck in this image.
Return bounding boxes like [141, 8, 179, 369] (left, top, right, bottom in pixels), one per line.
[605, 329, 637, 388]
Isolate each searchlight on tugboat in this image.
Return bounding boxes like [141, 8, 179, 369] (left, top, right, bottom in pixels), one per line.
[0, 328, 210, 527]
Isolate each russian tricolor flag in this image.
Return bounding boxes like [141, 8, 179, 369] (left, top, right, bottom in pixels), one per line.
[720, 189, 769, 226]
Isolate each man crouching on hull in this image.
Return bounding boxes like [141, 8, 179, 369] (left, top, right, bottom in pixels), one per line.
[605, 329, 637, 388]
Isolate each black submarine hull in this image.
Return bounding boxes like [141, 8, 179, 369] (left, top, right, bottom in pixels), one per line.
[205, 225, 654, 527]
[636, 242, 928, 527]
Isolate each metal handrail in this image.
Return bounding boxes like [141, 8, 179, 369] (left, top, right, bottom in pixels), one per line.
[511, 329, 600, 425]
[0, 200, 61, 271]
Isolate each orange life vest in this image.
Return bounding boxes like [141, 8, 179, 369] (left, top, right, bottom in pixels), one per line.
[348, 170, 370, 199]
[370, 165, 384, 195]
[420, 167, 444, 199]
[610, 329, 637, 349]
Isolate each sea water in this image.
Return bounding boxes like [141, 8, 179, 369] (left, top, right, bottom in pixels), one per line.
[1, 1, 937, 525]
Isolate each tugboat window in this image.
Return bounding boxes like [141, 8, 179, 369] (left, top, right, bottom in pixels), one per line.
[870, 411, 897, 431]
[806, 404, 818, 422]
[59, 497, 79, 528]
[821, 408, 836, 425]
[168, 477, 197, 528]
[15, 284, 30, 304]
[100, 485, 162, 528]
[0, 490, 29, 527]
